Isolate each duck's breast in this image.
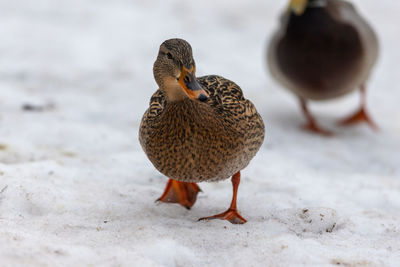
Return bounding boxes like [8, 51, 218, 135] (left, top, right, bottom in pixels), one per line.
[140, 98, 246, 183]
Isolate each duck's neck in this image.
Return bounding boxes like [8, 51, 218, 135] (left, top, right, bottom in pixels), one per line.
[165, 87, 188, 102]
[287, 6, 332, 34]
[160, 78, 189, 102]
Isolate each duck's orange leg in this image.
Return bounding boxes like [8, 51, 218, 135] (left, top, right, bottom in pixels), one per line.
[156, 178, 201, 210]
[300, 98, 333, 136]
[338, 84, 378, 130]
[198, 172, 247, 224]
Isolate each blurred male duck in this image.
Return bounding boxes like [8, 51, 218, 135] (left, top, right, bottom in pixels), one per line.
[268, 0, 379, 135]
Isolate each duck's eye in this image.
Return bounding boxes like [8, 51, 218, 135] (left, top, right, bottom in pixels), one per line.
[166, 53, 173, 60]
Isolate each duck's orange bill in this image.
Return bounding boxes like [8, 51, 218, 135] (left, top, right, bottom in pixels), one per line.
[178, 66, 209, 102]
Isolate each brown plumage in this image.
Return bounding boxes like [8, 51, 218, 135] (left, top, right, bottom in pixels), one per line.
[268, 0, 379, 135]
[139, 38, 265, 224]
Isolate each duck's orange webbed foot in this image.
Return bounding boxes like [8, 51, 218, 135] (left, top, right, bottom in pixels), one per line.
[198, 172, 247, 225]
[338, 84, 378, 131]
[156, 178, 201, 209]
[299, 98, 333, 136]
[338, 108, 378, 130]
[198, 209, 247, 224]
[302, 121, 333, 136]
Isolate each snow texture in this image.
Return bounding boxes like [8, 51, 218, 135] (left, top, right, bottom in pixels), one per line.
[0, 0, 399, 266]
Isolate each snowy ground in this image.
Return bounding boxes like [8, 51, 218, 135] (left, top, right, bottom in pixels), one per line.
[0, 0, 399, 266]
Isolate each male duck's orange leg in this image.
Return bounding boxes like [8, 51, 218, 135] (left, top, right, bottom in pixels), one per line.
[300, 98, 333, 136]
[156, 179, 201, 210]
[338, 84, 378, 130]
[199, 172, 247, 224]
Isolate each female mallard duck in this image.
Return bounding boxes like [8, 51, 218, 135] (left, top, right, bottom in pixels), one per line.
[139, 38, 265, 224]
[268, 0, 379, 135]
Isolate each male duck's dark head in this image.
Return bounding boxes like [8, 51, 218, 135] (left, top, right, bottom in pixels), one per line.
[153, 38, 209, 103]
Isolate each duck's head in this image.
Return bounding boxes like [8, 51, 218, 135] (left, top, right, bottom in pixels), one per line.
[153, 38, 209, 102]
[289, 0, 327, 16]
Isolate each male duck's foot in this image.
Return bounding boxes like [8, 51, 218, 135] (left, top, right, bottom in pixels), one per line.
[299, 98, 333, 136]
[156, 178, 201, 209]
[302, 122, 333, 136]
[198, 209, 247, 224]
[338, 108, 378, 131]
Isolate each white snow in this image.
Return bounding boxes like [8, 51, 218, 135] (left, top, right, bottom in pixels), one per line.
[0, 0, 399, 266]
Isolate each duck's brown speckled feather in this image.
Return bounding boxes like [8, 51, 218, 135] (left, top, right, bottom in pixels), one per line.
[139, 75, 265, 182]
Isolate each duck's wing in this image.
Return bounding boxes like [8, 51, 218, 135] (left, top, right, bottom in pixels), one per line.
[143, 89, 167, 120]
